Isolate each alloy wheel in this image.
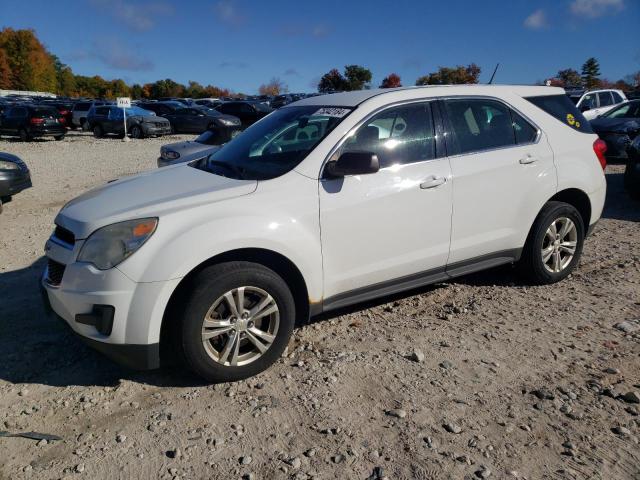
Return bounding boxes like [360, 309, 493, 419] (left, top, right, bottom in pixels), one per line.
[201, 286, 279, 367]
[541, 217, 577, 273]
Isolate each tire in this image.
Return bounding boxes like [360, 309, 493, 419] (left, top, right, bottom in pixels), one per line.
[18, 128, 30, 142]
[518, 201, 585, 285]
[80, 119, 88, 131]
[93, 125, 103, 138]
[54, 135, 64, 141]
[130, 125, 143, 139]
[624, 160, 640, 201]
[179, 261, 295, 383]
[0, 198, 3, 214]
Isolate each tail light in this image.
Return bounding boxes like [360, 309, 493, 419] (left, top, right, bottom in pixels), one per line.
[30, 117, 44, 125]
[593, 139, 607, 170]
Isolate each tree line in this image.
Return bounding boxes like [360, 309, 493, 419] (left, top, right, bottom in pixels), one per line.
[0, 28, 637, 99]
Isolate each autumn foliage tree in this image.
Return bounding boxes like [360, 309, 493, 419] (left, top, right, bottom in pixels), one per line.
[416, 64, 481, 85]
[380, 73, 402, 88]
[318, 65, 372, 92]
[259, 77, 288, 96]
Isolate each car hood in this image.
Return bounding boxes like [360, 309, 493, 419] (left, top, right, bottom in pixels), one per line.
[55, 164, 256, 238]
[161, 140, 217, 157]
[591, 117, 640, 133]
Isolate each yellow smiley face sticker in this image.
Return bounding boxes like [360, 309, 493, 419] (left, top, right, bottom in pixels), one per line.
[566, 113, 576, 126]
[575, 121, 581, 128]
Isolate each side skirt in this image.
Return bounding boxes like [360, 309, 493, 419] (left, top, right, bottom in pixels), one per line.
[319, 249, 521, 315]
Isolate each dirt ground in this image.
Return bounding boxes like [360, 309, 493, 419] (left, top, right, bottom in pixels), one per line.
[0, 131, 639, 480]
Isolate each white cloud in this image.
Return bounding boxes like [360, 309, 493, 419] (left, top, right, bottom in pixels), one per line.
[89, 0, 173, 31]
[570, 0, 624, 18]
[524, 9, 548, 29]
[214, 1, 246, 26]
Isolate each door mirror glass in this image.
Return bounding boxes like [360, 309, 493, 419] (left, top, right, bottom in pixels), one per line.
[325, 151, 379, 177]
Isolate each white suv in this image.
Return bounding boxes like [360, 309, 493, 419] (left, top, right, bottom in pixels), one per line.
[569, 89, 627, 120]
[42, 86, 607, 382]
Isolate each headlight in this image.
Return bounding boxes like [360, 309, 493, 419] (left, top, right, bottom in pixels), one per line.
[0, 160, 19, 170]
[77, 218, 158, 270]
[162, 150, 180, 160]
[218, 118, 239, 127]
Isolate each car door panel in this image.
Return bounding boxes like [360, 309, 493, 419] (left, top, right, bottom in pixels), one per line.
[319, 101, 453, 300]
[441, 98, 556, 264]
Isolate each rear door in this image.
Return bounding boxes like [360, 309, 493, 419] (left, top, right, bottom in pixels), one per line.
[441, 97, 556, 267]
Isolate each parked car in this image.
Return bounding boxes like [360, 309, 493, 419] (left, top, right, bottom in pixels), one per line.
[0, 152, 31, 213]
[42, 101, 75, 129]
[215, 100, 273, 128]
[0, 105, 66, 141]
[42, 85, 606, 382]
[153, 105, 241, 135]
[158, 128, 235, 167]
[72, 101, 108, 129]
[271, 94, 293, 109]
[590, 100, 640, 161]
[87, 105, 171, 139]
[625, 135, 640, 200]
[138, 101, 183, 117]
[194, 98, 222, 109]
[569, 89, 627, 120]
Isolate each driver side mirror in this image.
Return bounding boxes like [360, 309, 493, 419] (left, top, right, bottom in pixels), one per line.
[325, 151, 380, 178]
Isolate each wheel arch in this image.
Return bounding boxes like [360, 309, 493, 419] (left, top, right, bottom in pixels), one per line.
[159, 247, 310, 363]
[548, 188, 591, 234]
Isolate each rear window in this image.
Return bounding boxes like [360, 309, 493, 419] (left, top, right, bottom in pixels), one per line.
[74, 102, 90, 111]
[526, 95, 593, 134]
[32, 107, 59, 118]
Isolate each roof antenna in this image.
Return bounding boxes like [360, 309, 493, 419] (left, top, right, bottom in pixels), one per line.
[488, 63, 500, 84]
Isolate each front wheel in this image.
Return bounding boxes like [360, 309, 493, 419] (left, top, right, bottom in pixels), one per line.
[518, 201, 585, 285]
[179, 262, 295, 383]
[54, 134, 64, 141]
[93, 125, 103, 138]
[130, 125, 143, 139]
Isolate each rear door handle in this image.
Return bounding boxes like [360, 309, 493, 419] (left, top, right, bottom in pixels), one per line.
[420, 175, 447, 189]
[519, 155, 537, 165]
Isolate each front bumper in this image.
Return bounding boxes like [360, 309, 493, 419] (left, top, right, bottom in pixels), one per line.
[142, 123, 172, 136]
[41, 239, 181, 370]
[0, 170, 32, 197]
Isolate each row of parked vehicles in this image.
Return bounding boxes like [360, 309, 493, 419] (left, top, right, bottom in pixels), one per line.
[0, 92, 319, 142]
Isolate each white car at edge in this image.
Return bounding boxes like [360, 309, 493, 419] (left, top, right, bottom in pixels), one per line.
[42, 85, 608, 382]
[570, 88, 627, 120]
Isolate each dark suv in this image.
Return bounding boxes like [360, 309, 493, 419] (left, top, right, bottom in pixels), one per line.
[140, 102, 241, 135]
[0, 105, 66, 141]
[87, 105, 171, 139]
[215, 101, 273, 128]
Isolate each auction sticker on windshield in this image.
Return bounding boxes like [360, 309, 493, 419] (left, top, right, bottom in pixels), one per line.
[312, 107, 350, 118]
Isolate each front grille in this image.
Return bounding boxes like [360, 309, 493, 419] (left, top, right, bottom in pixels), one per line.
[53, 225, 75, 246]
[47, 259, 66, 286]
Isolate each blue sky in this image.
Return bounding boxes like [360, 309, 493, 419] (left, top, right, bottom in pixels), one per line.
[1, 0, 638, 94]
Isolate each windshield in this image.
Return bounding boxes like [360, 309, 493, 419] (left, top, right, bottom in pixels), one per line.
[254, 103, 273, 113]
[604, 102, 639, 118]
[194, 105, 352, 180]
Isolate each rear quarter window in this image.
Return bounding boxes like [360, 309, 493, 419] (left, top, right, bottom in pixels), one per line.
[525, 95, 593, 134]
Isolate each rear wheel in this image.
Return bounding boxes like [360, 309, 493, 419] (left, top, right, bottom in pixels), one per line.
[624, 160, 640, 200]
[18, 129, 30, 142]
[518, 201, 585, 285]
[179, 262, 295, 383]
[93, 125, 103, 138]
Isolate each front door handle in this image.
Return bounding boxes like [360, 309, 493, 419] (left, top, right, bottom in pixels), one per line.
[519, 155, 537, 165]
[420, 175, 447, 189]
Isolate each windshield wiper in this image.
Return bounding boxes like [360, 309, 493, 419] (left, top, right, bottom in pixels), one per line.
[207, 159, 246, 180]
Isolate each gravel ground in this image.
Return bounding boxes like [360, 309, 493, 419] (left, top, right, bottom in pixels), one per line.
[0, 131, 639, 480]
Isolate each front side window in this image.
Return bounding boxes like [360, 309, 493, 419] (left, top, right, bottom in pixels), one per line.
[444, 99, 515, 154]
[340, 103, 435, 168]
[195, 105, 352, 180]
[511, 110, 538, 144]
[604, 102, 640, 118]
[598, 92, 614, 107]
[580, 93, 597, 110]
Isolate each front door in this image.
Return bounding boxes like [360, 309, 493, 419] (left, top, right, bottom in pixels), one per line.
[319, 101, 453, 304]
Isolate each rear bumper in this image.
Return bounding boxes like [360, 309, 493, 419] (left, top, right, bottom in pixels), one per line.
[28, 126, 66, 137]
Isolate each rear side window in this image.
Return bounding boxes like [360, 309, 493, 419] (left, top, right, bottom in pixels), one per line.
[444, 99, 515, 154]
[32, 108, 58, 118]
[526, 95, 594, 134]
[598, 92, 613, 107]
[612, 91, 624, 103]
[95, 107, 110, 115]
[74, 103, 90, 111]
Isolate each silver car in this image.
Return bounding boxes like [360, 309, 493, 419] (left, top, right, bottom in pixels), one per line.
[157, 130, 224, 167]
